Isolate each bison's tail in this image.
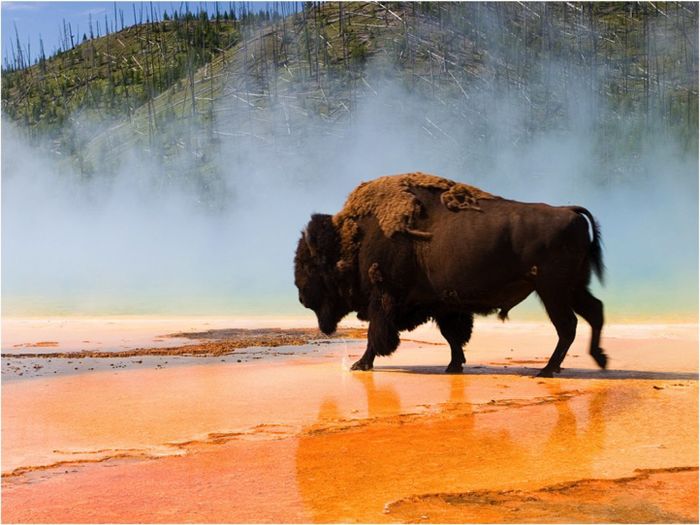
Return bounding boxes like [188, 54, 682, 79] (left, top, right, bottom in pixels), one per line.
[569, 206, 605, 284]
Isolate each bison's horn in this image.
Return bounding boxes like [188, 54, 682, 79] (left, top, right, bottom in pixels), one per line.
[303, 228, 316, 256]
[405, 228, 433, 240]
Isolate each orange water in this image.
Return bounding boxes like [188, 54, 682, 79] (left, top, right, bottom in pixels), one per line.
[2, 322, 698, 522]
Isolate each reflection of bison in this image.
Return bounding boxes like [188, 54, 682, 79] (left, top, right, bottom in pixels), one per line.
[295, 377, 609, 522]
[294, 173, 607, 377]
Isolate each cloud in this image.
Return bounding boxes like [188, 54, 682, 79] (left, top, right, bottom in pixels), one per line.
[2, 3, 40, 12]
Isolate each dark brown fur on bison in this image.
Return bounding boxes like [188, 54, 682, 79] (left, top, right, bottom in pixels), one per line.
[294, 173, 607, 378]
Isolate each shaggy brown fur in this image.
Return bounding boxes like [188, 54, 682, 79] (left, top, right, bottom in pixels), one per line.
[332, 172, 497, 272]
[334, 172, 494, 237]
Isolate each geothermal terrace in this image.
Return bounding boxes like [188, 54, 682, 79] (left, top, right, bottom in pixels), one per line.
[2, 317, 697, 523]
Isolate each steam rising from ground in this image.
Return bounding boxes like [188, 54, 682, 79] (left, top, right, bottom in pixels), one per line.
[2, 55, 697, 321]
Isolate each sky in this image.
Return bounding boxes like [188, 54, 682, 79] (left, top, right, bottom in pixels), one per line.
[1, 1, 282, 68]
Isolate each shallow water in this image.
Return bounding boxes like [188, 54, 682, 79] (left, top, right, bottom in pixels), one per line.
[2, 320, 697, 522]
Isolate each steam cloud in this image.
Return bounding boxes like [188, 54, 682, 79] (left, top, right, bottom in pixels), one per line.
[2, 33, 697, 321]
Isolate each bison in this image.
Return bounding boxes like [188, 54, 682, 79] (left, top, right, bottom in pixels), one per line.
[294, 173, 607, 377]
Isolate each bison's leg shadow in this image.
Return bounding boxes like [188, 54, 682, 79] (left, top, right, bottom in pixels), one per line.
[537, 289, 578, 378]
[573, 288, 608, 370]
[435, 312, 473, 374]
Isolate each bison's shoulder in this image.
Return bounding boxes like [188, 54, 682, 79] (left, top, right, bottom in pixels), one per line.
[331, 172, 498, 272]
[333, 172, 497, 236]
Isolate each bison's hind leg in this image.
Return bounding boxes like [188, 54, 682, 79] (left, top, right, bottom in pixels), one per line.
[536, 288, 578, 378]
[436, 312, 474, 374]
[573, 289, 608, 370]
[591, 349, 608, 369]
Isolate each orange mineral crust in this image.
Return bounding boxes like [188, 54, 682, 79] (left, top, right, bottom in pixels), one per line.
[2, 321, 698, 523]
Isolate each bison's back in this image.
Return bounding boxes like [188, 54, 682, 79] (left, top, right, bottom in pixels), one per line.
[413, 190, 592, 301]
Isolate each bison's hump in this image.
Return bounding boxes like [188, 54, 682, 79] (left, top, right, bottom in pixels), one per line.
[334, 172, 495, 237]
[332, 172, 497, 272]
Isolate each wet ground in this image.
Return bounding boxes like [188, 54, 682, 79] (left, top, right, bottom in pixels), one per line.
[2, 319, 697, 522]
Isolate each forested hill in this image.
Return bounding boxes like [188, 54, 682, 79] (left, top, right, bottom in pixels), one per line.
[2, 2, 697, 184]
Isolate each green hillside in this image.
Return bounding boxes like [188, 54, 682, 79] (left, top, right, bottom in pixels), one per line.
[2, 12, 240, 130]
[2, 2, 697, 184]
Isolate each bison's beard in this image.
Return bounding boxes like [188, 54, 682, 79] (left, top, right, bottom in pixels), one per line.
[316, 303, 341, 335]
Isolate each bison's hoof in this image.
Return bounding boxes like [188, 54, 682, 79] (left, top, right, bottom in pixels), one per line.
[592, 348, 608, 369]
[351, 359, 373, 371]
[536, 368, 554, 378]
[445, 363, 463, 374]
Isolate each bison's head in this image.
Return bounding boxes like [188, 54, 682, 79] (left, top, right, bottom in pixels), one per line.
[294, 214, 350, 335]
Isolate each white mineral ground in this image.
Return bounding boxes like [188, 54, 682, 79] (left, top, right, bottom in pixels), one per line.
[2, 317, 697, 523]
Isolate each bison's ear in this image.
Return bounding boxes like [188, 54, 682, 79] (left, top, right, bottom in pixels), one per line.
[305, 214, 340, 265]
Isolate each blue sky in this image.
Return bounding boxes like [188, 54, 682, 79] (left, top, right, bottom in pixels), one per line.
[1, 1, 283, 68]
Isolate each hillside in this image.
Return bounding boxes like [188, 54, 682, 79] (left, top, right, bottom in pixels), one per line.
[2, 2, 697, 188]
[2, 13, 240, 130]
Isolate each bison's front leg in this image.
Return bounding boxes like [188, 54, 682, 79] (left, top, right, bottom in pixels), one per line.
[351, 342, 375, 371]
[352, 289, 400, 373]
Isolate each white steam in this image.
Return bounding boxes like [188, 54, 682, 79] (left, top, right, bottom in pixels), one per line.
[2, 47, 697, 321]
